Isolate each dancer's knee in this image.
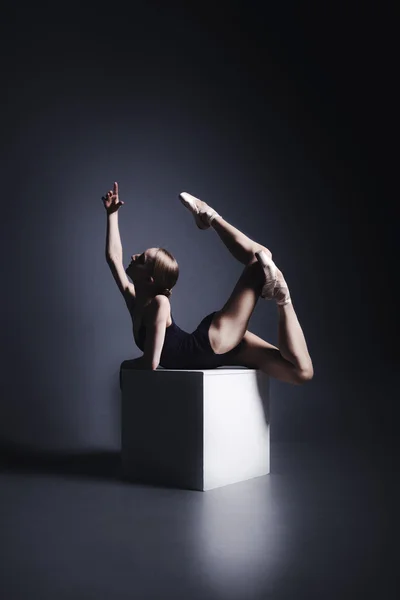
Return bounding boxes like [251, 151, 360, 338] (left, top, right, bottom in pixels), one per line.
[295, 366, 314, 384]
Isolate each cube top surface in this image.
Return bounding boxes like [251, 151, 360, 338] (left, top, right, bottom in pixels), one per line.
[122, 367, 258, 376]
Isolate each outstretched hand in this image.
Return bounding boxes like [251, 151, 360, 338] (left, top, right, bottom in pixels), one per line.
[102, 182, 124, 214]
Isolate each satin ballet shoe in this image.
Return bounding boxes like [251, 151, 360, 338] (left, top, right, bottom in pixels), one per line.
[272, 269, 292, 306]
[255, 250, 292, 305]
[179, 192, 219, 230]
[255, 250, 277, 299]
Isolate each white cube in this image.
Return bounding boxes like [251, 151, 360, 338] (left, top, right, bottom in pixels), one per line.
[120, 367, 270, 491]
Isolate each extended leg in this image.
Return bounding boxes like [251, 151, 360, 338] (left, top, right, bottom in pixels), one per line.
[211, 214, 272, 265]
[179, 191, 271, 264]
[210, 214, 313, 380]
[179, 192, 313, 382]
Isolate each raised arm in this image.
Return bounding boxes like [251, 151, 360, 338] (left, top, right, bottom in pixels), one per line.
[106, 212, 123, 261]
[102, 182, 136, 309]
[104, 182, 124, 261]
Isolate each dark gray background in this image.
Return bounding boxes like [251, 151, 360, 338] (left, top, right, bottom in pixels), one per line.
[0, 2, 397, 454]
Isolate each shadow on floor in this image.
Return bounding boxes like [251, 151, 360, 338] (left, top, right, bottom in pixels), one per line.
[0, 441, 198, 491]
[0, 441, 122, 482]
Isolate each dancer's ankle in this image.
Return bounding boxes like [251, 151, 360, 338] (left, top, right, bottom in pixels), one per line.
[277, 297, 292, 308]
[207, 209, 220, 225]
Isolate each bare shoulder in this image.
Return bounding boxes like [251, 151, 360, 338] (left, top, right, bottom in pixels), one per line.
[153, 294, 170, 308]
[144, 295, 171, 324]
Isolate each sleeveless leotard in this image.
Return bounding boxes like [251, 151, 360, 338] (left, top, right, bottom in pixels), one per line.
[134, 311, 245, 370]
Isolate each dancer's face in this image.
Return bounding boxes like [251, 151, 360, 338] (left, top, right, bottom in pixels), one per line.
[126, 247, 158, 283]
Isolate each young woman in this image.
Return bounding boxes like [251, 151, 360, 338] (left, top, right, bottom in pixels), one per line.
[103, 182, 314, 385]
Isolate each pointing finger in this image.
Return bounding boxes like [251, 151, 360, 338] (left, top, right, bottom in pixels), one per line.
[113, 181, 118, 195]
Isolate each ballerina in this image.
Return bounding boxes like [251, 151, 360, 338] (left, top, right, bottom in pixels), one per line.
[103, 183, 314, 385]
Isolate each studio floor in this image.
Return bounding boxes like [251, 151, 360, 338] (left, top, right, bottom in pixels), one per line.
[0, 441, 395, 600]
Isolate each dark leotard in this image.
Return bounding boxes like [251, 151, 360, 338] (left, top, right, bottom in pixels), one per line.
[135, 311, 246, 370]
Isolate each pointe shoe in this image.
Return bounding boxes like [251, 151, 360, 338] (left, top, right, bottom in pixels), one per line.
[179, 192, 219, 230]
[273, 269, 292, 306]
[255, 250, 292, 305]
[255, 250, 277, 299]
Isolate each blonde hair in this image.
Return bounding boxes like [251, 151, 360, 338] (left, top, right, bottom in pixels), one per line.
[151, 248, 179, 298]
